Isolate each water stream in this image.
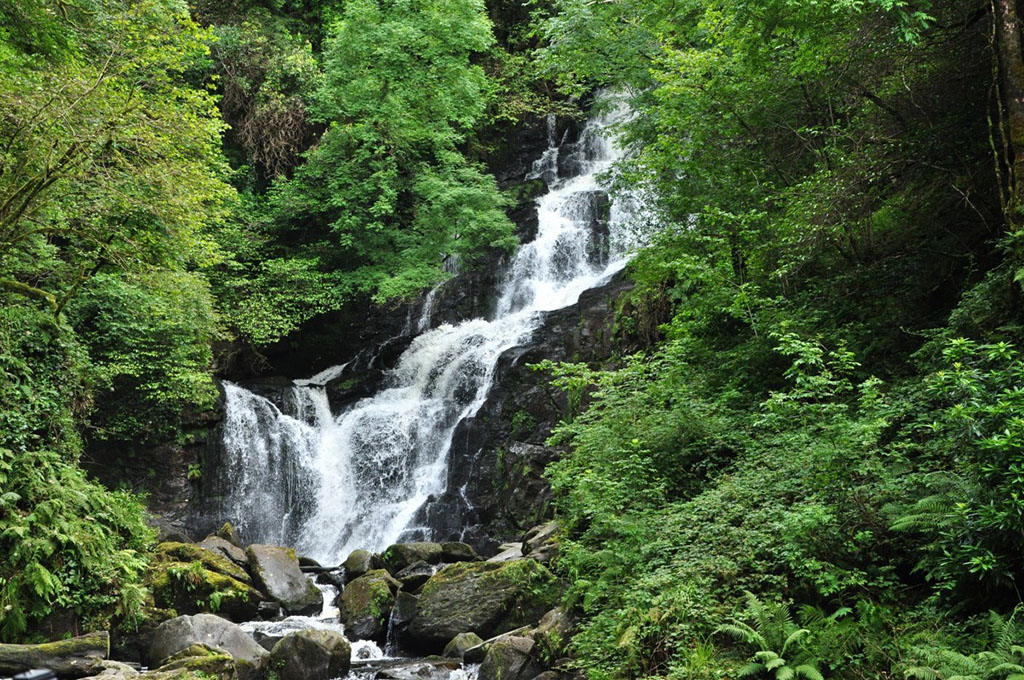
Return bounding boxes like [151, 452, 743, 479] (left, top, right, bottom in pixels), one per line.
[214, 99, 638, 566]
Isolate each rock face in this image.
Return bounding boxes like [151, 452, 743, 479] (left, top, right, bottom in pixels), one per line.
[149, 614, 268, 669]
[415, 272, 641, 551]
[338, 569, 401, 640]
[478, 636, 543, 680]
[266, 630, 351, 680]
[407, 559, 561, 651]
[245, 544, 323, 615]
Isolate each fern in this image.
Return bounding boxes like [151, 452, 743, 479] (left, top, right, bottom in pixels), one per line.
[715, 591, 825, 680]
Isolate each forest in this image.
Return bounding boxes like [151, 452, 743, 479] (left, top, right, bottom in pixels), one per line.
[2, 0, 1024, 678]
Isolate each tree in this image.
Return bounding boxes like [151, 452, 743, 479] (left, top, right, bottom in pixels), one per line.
[0, 0, 233, 321]
[267, 0, 516, 308]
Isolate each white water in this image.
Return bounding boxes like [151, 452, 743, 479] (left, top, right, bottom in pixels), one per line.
[217, 99, 640, 564]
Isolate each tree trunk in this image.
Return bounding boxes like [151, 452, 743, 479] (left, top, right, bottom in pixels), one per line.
[0, 632, 109, 678]
[995, 0, 1024, 224]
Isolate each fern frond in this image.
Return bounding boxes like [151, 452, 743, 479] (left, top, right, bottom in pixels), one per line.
[794, 664, 824, 680]
[737, 662, 766, 678]
[903, 665, 940, 680]
[776, 667, 795, 680]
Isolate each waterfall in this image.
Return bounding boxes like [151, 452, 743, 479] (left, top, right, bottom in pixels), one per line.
[216, 98, 640, 564]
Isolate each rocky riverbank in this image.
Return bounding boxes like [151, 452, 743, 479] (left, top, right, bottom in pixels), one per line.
[1, 523, 572, 680]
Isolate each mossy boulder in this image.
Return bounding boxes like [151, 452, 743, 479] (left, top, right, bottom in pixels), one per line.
[407, 559, 561, 651]
[148, 557, 261, 622]
[246, 545, 323, 615]
[381, 542, 444, 574]
[478, 636, 542, 680]
[149, 614, 268, 674]
[343, 549, 383, 582]
[442, 632, 484, 659]
[157, 542, 252, 585]
[338, 569, 401, 640]
[266, 630, 351, 680]
[151, 644, 237, 679]
[216, 522, 244, 548]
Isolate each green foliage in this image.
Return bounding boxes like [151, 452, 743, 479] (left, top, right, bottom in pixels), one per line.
[0, 306, 153, 639]
[904, 609, 1024, 680]
[890, 339, 1024, 598]
[715, 592, 824, 680]
[68, 271, 220, 444]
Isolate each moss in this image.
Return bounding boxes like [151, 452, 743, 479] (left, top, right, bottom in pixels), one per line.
[148, 557, 260, 620]
[156, 542, 251, 584]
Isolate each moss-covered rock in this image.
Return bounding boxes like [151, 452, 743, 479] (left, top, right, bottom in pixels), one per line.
[338, 569, 401, 641]
[147, 557, 262, 622]
[442, 632, 484, 659]
[266, 630, 351, 680]
[407, 559, 561, 651]
[478, 636, 542, 680]
[380, 542, 444, 574]
[156, 542, 252, 585]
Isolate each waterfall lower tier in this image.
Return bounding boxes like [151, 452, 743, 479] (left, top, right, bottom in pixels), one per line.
[206, 97, 642, 564]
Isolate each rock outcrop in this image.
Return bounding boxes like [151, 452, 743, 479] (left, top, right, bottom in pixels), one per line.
[245, 545, 322, 615]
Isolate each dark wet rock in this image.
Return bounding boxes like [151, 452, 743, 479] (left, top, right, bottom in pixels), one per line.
[245, 545, 322, 615]
[338, 569, 401, 641]
[407, 559, 560, 652]
[266, 630, 351, 680]
[395, 561, 437, 592]
[390, 591, 420, 647]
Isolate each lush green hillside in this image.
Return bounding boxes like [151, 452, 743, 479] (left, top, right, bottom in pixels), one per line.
[4, 1, 1024, 678]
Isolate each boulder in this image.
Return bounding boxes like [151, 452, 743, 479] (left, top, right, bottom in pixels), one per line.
[80, 660, 140, 680]
[487, 543, 523, 563]
[442, 632, 483, 659]
[148, 613, 268, 670]
[407, 559, 561, 651]
[389, 591, 419, 646]
[529, 608, 572, 660]
[149, 644, 237, 679]
[440, 542, 480, 563]
[338, 569, 401, 640]
[266, 630, 351, 680]
[198, 536, 248, 567]
[522, 523, 559, 563]
[148, 555, 261, 622]
[372, 658, 461, 680]
[216, 522, 245, 549]
[478, 636, 542, 680]
[343, 549, 382, 582]
[394, 561, 437, 591]
[245, 545, 323, 615]
[381, 542, 444, 574]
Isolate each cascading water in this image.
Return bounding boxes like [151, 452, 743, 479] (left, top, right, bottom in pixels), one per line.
[215, 98, 640, 564]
